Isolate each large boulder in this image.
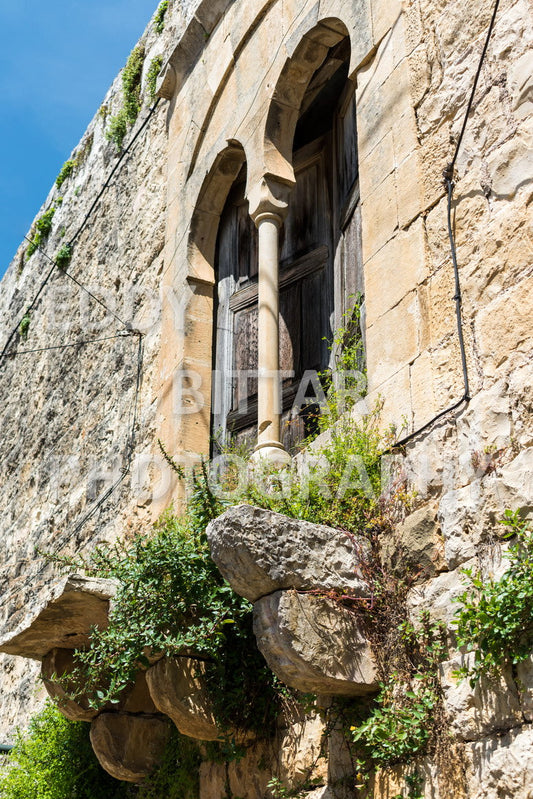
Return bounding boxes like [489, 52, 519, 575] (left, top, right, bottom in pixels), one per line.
[90, 712, 170, 783]
[253, 591, 378, 695]
[206, 505, 370, 602]
[146, 656, 222, 741]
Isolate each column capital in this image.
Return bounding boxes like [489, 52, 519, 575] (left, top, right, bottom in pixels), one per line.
[247, 174, 294, 227]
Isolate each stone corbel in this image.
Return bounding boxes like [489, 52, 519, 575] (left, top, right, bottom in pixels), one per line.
[156, 60, 176, 100]
[206, 505, 379, 696]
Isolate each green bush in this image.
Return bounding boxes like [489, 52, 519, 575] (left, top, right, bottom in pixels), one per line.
[57, 498, 284, 736]
[0, 703, 129, 798]
[454, 509, 533, 683]
[154, 1, 169, 34]
[56, 160, 76, 189]
[55, 244, 73, 271]
[122, 45, 145, 124]
[26, 207, 56, 259]
[106, 45, 146, 150]
[147, 56, 163, 101]
[106, 107, 129, 150]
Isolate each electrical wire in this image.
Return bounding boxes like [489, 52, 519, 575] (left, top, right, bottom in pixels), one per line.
[0, 99, 161, 366]
[389, 0, 500, 452]
[0, 99, 160, 553]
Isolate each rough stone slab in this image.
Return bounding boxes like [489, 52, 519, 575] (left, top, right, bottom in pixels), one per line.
[146, 657, 222, 741]
[90, 712, 170, 783]
[253, 591, 378, 695]
[43, 648, 158, 723]
[0, 575, 117, 660]
[379, 502, 446, 580]
[465, 725, 533, 799]
[439, 653, 522, 741]
[206, 505, 370, 603]
[41, 648, 98, 722]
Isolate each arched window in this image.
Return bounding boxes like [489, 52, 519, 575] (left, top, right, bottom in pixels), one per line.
[212, 36, 362, 453]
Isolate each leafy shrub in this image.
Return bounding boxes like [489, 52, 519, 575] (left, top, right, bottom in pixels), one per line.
[55, 244, 73, 270]
[26, 207, 56, 259]
[106, 46, 146, 150]
[123, 45, 145, 124]
[56, 160, 76, 189]
[106, 107, 129, 150]
[19, 312, 31, 341]
[147, 56, 163, 101]
[454, 509, 533, 683]
[350, 614, 446, 771]
[154, 1, 169, 34]
[57, 499, 285, 735]
[0, 702, 129, 798]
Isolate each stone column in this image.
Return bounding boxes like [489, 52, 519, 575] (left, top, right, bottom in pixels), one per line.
[248, 177, 293, 465]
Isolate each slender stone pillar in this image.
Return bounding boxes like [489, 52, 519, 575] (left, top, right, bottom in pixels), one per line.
[248, 177, 293, 465]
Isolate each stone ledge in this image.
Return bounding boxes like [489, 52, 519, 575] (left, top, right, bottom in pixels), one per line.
[0, 575, 117, 660]
[253, 590, 378, 695]
[206, 505, 370, 603]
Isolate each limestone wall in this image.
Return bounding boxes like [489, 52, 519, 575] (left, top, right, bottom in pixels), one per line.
[0, 0, 532, 796]
[0, 0, 203, 741]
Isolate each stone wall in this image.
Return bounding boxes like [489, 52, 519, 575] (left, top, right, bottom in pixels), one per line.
[0, 0, 200, 741]
[0, 0, 532, 796]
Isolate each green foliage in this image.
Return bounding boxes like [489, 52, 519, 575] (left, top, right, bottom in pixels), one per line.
[317, 298, 367, 431]
[453, 509, 533, 684]
[19, 312, 31, 341]
[350, 613, 446, 770]
[0, 702, 129, 798]
[55, 244, 73, 271]
[26, 207, 56, 259]
[56, 159, 76, 189]
[106, 45, 145, 150]
[106, 108, 129, 150]
[147, 56, 163, 101]
[137, 728, 201, 799]
[122, 45, 145, 124]
[154, 1, 169, 34]
[57, 499, 284, 735]
[209, 403, 385, 538]
[352, 675, 437, 767]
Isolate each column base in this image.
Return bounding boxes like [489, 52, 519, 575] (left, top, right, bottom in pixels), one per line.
[251, 442, 291, 467]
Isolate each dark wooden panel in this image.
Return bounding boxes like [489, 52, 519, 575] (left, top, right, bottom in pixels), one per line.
[301, 270, 326, 372]
[233, 305, 258, 408]
[279, 282, 301, 379]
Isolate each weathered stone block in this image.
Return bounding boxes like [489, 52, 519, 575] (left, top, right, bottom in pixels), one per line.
[90, 712, 170, 783]
[379, 503, 446, 580]
[253, 590, 378, 695]
[145, 656, 221, 741]
[206, 504, 370, 603]
[364, 218, 427, 322]
[365, 291, 419, 390]
[42, 648, 158, 722]
[0, 575, 117, 660]
[465, 725, 533, 799]
[440, 653, 522, 741]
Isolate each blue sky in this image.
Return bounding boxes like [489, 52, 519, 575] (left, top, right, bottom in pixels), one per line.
[0, 0, 159, 277]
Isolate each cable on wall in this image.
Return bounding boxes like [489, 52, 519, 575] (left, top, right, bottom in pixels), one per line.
[0, 99, 161, 552]
[389, 0, 500, 452]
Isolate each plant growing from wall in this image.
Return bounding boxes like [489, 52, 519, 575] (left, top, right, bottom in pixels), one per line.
[56, 159, 76, 189]
[55, 244, 73, 270]
[154, 1, 169, 34]
[53, 492, 287, 736]
[106, 45, 146, 150]
[19, 311, 31, 340]
[147, 56, 163, 101]
[26, 206, 56, 259]
[454, 508, 533, 684]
